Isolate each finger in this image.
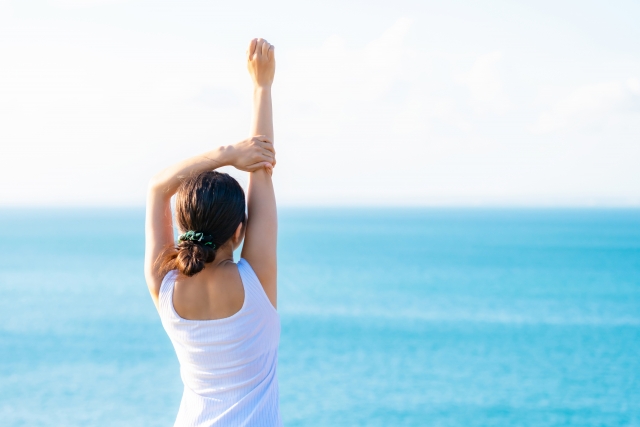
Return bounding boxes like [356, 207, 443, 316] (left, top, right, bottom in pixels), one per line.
[259, 141, 275, 154]
[268, 44, 275, 60]
[262, 152, 275, 162]
[245, 162, 263, 172]
[261, 148, 275, 160]
[256, 150, 274, 162]
[247, 38, 257, 59]
[245, 163, 260, 172]
[256, 38, 265, 58]
[253, 135, 273, 144]
[261, 41, 270, 58]
[246, 161, 273, 172]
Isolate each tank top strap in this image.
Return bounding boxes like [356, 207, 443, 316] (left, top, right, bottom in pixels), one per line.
[157, 269, 178, 320]
[237, 258, 277, 313]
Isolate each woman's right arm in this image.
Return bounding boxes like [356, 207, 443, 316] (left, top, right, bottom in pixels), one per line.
[241, 38, 279, 308]
[144, 138, 275, 307]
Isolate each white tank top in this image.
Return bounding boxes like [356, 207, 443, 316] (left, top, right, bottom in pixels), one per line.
[158, 258, 282, 427]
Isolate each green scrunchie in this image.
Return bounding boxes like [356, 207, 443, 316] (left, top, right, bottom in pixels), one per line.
[178, 230, 216, 248]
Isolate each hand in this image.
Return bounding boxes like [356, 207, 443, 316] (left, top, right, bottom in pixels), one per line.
[227, 135, 276, 173]
[247, 38, 275, 88]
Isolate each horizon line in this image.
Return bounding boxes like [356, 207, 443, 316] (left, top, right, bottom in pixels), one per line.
[1, 203, 639, 210]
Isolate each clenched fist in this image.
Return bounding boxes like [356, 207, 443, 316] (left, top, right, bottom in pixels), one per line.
[247, 38, 275, 88]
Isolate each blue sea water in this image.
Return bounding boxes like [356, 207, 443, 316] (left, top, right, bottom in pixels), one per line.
[0, 208, 639, 427]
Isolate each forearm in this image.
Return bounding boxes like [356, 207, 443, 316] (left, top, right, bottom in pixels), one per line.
[149, 145, 232, 198]
[247, 84, 275, 204]
[246, 83, 276, 238]
[247, 83, 276, 211]
[251, 87, 273, 140]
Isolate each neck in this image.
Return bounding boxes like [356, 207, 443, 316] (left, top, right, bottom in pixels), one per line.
[212, 242, 235, 266]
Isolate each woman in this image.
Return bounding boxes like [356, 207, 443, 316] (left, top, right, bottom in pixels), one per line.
[144, 38, 280, 426]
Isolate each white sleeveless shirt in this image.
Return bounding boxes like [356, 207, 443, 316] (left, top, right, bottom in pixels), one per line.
[158, 258, 282, 427]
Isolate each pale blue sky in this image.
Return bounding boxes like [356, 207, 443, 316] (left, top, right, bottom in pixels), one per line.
[1, 0, 639, 206]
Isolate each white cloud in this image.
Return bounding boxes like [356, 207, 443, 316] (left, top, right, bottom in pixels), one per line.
[458, 51, 510, 115]
[532, 79, 640, 133]
[279, 18, 417, 114]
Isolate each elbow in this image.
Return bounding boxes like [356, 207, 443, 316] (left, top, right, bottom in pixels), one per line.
[147, 172, 178, 201]
[147, 173, 169, 196]
[147, 175, 162, 193]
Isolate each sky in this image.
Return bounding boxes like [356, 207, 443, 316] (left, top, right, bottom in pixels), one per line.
[1, 0, 639, 206]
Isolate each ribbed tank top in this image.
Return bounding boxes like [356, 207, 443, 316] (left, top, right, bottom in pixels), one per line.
[158, 258, 281, 427]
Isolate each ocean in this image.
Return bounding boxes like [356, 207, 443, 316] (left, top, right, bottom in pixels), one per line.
[0, 208, 639, 426]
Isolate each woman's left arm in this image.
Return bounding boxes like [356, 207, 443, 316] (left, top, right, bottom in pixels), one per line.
[144, 138, 275, 307]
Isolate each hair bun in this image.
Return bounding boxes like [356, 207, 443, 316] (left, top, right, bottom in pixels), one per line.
[175, 241, 216, 277]
[155, 171, 246, 278]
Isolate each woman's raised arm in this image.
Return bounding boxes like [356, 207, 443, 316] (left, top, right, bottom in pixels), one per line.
[241, 38, 278, 308]
[144, 137, 275, 307]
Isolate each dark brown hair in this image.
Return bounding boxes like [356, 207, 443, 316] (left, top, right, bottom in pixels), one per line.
[157, 171, 246, 277]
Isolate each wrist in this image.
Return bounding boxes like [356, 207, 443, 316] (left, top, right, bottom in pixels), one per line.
[210, 145, 234, 168]
[253, 85, 272, 93]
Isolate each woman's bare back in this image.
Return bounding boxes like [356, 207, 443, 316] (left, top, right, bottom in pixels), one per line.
[172, 261, 245, 321]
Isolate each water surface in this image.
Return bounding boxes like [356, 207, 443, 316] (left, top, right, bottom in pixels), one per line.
[0, 208, 638, 426]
